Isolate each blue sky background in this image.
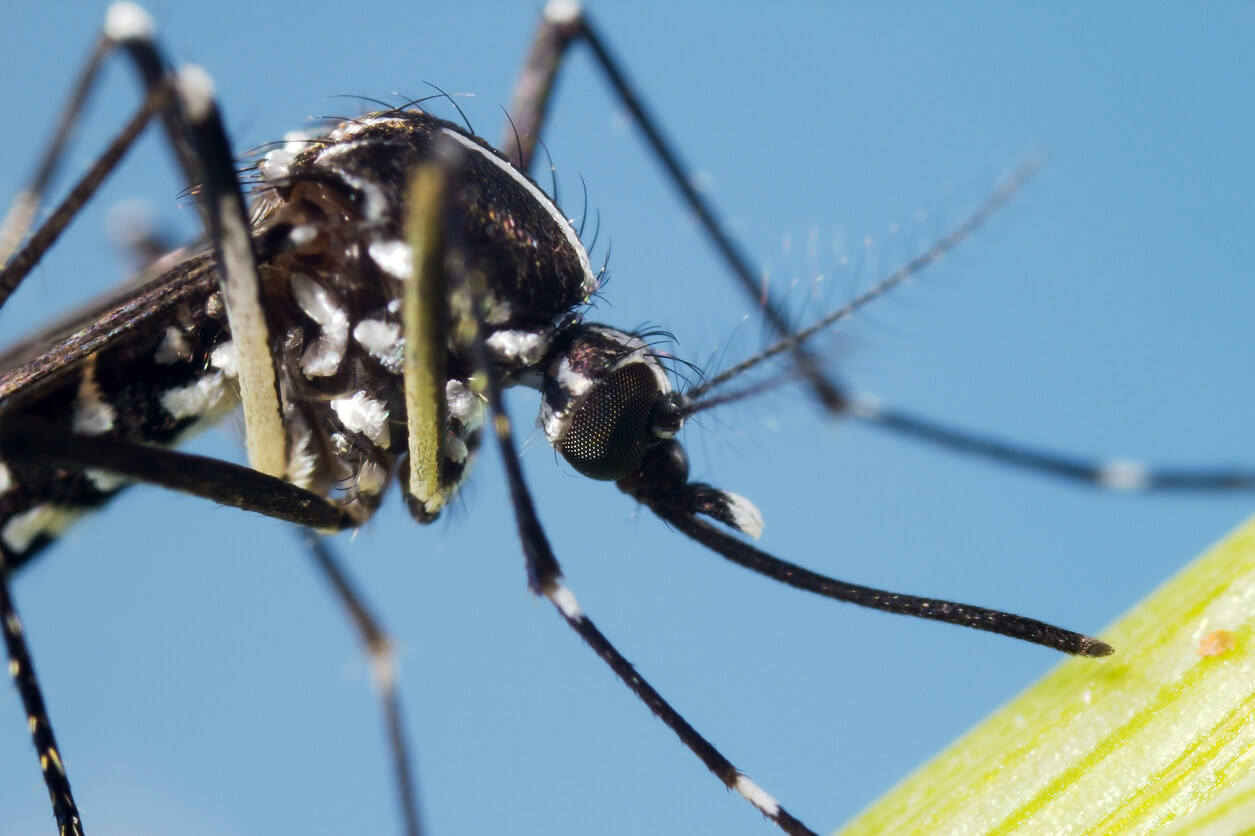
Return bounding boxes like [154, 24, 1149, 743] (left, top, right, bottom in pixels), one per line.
[1, 3, 1252, 835]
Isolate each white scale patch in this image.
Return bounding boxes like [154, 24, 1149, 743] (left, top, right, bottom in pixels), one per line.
[331, 392, 391, 448]
[846, 392, 885, 420]
[440, 381, 480, 465]
[353, 319, 403, 373]
[86, 469, 128, 493]
[355, 459, 388, 497]
[72, 363, 116, 435]
[154, 325, 193, 364]
[1097, 459, 1152, 491]
[443, 436, 469, 465]
[288, 224, 317, 247]
[2, 505, 80, 554]
[0, 463, 11, 495]
[554, 361, 595, 398]
[337, 171, 389, 223]
[544, 0, 581, 24]
[734, 775, 780, 818]
[160, 372, 227, 421]
[104, 2, 155, 41]
[481, 294, 514, 327]
[175, 65, 215, 123]
[485, 329, 550, 366]
[549, 584, 584, 620]
[259, 131, 316, 184]
[203, 292, 224, 319]
[291, 273, 349, 378]
[285, 423, 318, 490]
[446, 380, 482, 425]
[540, 356, 594, 442]
[721, 492, 765, 540]
[211, 340, 239, 377]
[368, 239, 413, 280]
[311, 138, 369, 167]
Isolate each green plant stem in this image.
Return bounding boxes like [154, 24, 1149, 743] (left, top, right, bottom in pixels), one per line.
[836, 515, 1255, 836]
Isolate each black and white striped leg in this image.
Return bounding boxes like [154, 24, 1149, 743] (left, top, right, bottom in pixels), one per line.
[0, 426, 429, 828]
[2, 3, 214, 290]
[0, 564, 83, 836]
[2, 3, 288, 480]
[0, 422, 352, 532]
[301, 533, 424, 836]
[0, 80, 170, 309]
[506, 1, 845, 412]
[538, 587, 817, 835]
[0, 6, 116, 263]
[409, 149, 820, 836]
[506, 2, 1255, 493]
[0, 431, 431, 836]
[0, 428, 427, 836]
[165, 75, 288, 480]
[0, 2, 211, 272]
[844, 397, 1255, 492]
[499, 1, 580, 172]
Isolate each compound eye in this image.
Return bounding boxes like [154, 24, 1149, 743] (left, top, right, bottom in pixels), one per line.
[558, 363, 661, 481]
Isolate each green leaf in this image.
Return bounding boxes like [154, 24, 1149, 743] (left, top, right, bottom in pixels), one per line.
[836, 515, 1255, 836]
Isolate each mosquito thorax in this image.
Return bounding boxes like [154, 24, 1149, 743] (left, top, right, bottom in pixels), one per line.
[242, 108, 609, 520]
[253, 110, 598, 330]
[539, 324, 683, 481]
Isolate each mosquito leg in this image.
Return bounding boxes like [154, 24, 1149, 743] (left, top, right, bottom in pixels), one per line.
[666, 153, 1255, 494]
[0, 563, 85, 836]
[0, 81, 171, 310]
[116, 18, 291, 478]
[0, 0, 211, 266]
[0, 430, 351, 836]
[506, 2, 848, 413]
[300, 532, 424, 836]
[507, 4, 1255, 493]
[499, 1, 582, 171]
[1, 2, 209, 272]
[409, 148, 820, 836]
[0, 14, 113, 263]
[0, 422, 352, 532]
[845, 398, 1255, 492]
[400, 160, 451, 520]
[168, 67, 288, 479]
[2, 4, 289, 479]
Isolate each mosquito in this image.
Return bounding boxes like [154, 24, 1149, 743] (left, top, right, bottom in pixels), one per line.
[2, 5, 1252, 836]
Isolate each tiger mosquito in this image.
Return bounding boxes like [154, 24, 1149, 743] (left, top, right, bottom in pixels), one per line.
[2, 6, 1255, 833]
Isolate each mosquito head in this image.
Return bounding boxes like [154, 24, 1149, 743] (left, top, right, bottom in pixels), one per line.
[540, 324, 685, 481]
[538, 323, 765, 540]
